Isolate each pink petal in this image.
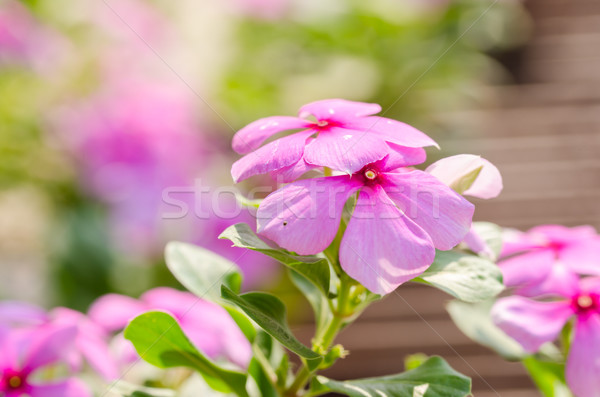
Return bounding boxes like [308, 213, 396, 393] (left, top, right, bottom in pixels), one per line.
[529, 224, 597, 243]
[344, 116, 439, 149]
[500, 228, 545, 258]
[515, 263, 580, 298]
[257, 176, 362, 255]
[491, 296, 573, 353]
[498, 249, 555, 289]
[303, 127, 389, 174]
[383, 170, 474, 251]
[270, 158, 319, 182]
[141, 287, 199, 318]
[559, 237, 600, 276]
[231, 130, 313, 183]
[566, 315, 600, 397]
[88, 294, 149, 332]
[24, 324, 78, 371]
[298, 99, 381, 122]
[29, 378, 91, 397]
[380, 143, 427, 170]
[232, 116, 310, 154]
[339, 186, 435, 295]
[425, 154, 503, 199]
[0, 301, 48, 327]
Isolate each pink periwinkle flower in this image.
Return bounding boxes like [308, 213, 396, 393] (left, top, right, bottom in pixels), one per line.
[492, 275, 600, 397]
[426, 154, 504, 257]
[0, 301, 118, 381]
[256, 151, 474, 295]
[231, 99, 438, 182]
[88, 287, 252, 368]
[0, 325, 90, 397]
[499, 225, 600, 296]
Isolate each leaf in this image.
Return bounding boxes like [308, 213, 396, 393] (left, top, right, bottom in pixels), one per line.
[124, 311, 249, 397]
[165, 242, 256, 343]
[523, 357, 573, 397]
[165, 242, 242, 302]
[446, 300, 525, 360]
[221, 286, 322, 370]
[471, 222, 503, 261]
[219, 223, 330, 294]
[288, 268, 333, 338]
[111, 381, 176, 397]
[416, 251, 504, 302]
[314, 356, 471, 397]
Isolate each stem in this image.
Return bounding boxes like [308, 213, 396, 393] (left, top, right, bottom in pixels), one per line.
[285, 364, 311, 397]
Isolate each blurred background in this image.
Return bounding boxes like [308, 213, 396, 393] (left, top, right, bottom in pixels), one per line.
[0, 0, 595, 395]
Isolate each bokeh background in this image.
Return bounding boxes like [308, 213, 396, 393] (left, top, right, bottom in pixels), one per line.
[0, 0, 595, 395]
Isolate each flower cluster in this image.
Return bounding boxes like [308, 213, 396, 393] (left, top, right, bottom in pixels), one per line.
[231, 99, 501, 294]
[492, 225, 600, 397]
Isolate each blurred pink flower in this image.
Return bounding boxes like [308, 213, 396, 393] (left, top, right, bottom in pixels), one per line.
[89, 287, 252, 368]
[231, 98, 437, 182]
[499, 225, 600, 295]
[0, 302, 118, 381]
[492, 276, 600, 397]
[0, 0, 66, 70]
[257, 151, 474, 295]
[0, 325, 91, 397]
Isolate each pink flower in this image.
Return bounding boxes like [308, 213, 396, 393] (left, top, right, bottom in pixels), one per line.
[88, 287, 252, 368]
[0, 302, 118, 381]
[426, 154, 503, 257]
[498, 225, 600, 296]
[0, 325, 91, 397]
[492, 276, 600, 397]
[256, 152, 474, 294]
[231, 99, 438, 182]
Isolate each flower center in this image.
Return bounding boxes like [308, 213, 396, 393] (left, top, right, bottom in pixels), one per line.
[8, 376, 22, 389]
[364, 169, 378, 180]
[316, 120, 329, 128]
[574, 293, 600, 314]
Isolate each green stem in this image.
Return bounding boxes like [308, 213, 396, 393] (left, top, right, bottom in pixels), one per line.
[285, 364, 311, 397]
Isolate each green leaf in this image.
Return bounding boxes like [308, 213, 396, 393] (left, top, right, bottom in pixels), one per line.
[416, 251, 504, 302]
[165, 242, 256, 343]
[314, 356, 471, 397]
[446, 300, 525, 360]
[523, 357, 573, 397]
[165, 242, 242, 301]
[470, 222, 503, 261]
[221, 286, 323, 370]
[288, 268, 333, 337]
[219, 223, 330, 294]
[124, 311, 249, 397]
[111, 381, 175, 397]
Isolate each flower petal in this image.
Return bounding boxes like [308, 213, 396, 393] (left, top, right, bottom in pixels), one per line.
[515, 263, 580, 298]
[231, 130, 313, 182]
[232, 116, 310, 154]
[88, 294, 149, 332]
[257, 176, 362, 255]
[339, 186, 435, 295]
[380, 143, 427, 169]
[298, 99, 381, 122]
[344, 116, 439, 148]
[566, 315, 600, 397]
[270, 158, 319, 182]
[383, 170, 474, 250]
[29, 378, 91, 397]
[491, 296, 573, 353]
[0, 301, 48, 327]
[425, 154, 503, 199]
[24, 324, 78, 371]
[303, 127, 389, 174]
[498, 249, 555, 289]
[559, 237, 600, 276]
